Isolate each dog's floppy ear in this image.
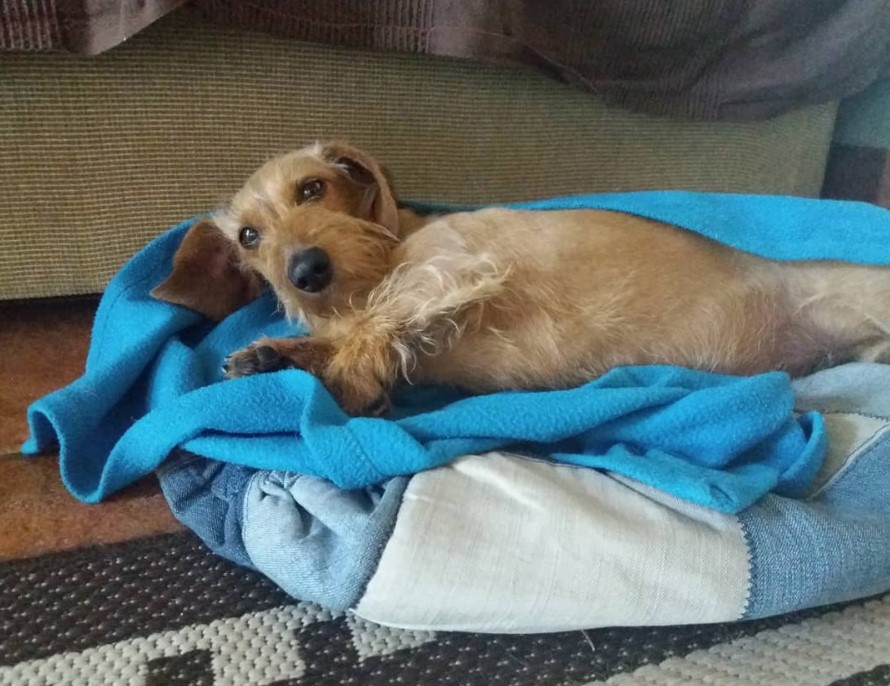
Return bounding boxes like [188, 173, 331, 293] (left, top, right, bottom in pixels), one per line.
[150, 219, 263, 322]
[321, 141, 400, 235]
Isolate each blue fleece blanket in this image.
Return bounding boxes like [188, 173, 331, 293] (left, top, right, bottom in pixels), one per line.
[22, 192, 890, 512]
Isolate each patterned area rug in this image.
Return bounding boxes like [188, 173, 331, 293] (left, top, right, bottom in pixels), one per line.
[1, 531, 889, 686]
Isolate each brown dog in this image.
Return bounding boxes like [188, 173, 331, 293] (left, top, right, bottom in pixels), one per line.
[152, 141, 890, 414]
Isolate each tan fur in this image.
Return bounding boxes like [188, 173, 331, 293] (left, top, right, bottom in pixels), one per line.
[153, 142, 890, 414]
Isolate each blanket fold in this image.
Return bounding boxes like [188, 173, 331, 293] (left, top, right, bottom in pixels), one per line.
[23, 192, 890, 512]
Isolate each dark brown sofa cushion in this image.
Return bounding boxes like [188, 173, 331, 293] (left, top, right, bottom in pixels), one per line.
[191, 0, 890, 121]
[0, 0, 185, 53]
[6, 1, 890, 121]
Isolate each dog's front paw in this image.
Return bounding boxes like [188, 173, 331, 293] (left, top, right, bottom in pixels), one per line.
[224, 343, 291, 378]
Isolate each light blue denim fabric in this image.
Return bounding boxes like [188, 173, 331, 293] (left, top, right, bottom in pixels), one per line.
[790, 362, 890, 418]
[157, 451, 256, 569]
[240, 472, 408, 611]
[157, 450, 408, 611]
[741, 364, 890, 619]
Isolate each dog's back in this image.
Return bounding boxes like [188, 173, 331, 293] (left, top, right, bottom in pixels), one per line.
[401, 208, 890, 391]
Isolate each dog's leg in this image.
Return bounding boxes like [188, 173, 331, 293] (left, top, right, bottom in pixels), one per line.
[225, 251, 508, 414]
[322, 252, 510, 413]
[245, 252, 503, 414]
[222, 329, 394, 415]
[224, 337, 335, 379]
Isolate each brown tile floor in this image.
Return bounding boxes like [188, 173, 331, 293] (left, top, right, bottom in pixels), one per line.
[0, 298, 182, 562]
[1, 298, 95, 455]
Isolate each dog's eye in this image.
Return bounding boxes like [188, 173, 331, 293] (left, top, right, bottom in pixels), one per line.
[238, 226, 260, 248]
[298, 178, 325, 203]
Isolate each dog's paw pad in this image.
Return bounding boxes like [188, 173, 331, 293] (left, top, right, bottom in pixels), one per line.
[224, 344, 290, 378]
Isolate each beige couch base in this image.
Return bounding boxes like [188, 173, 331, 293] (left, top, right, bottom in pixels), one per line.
[0, 10, 837, 299]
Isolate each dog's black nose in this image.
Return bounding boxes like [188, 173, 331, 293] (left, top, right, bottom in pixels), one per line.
[288, 247, 332, 293]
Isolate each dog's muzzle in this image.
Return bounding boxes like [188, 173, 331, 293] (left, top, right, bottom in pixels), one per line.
[288, 247, 332, 293]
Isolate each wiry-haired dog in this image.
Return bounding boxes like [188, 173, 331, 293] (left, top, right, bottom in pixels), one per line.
[153, 141, 890, 415]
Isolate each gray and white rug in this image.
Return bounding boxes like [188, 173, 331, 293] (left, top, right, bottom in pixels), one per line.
[1, 533, 887, 685]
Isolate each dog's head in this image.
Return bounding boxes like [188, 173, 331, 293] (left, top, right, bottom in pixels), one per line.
[151, 141, 401, 325]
